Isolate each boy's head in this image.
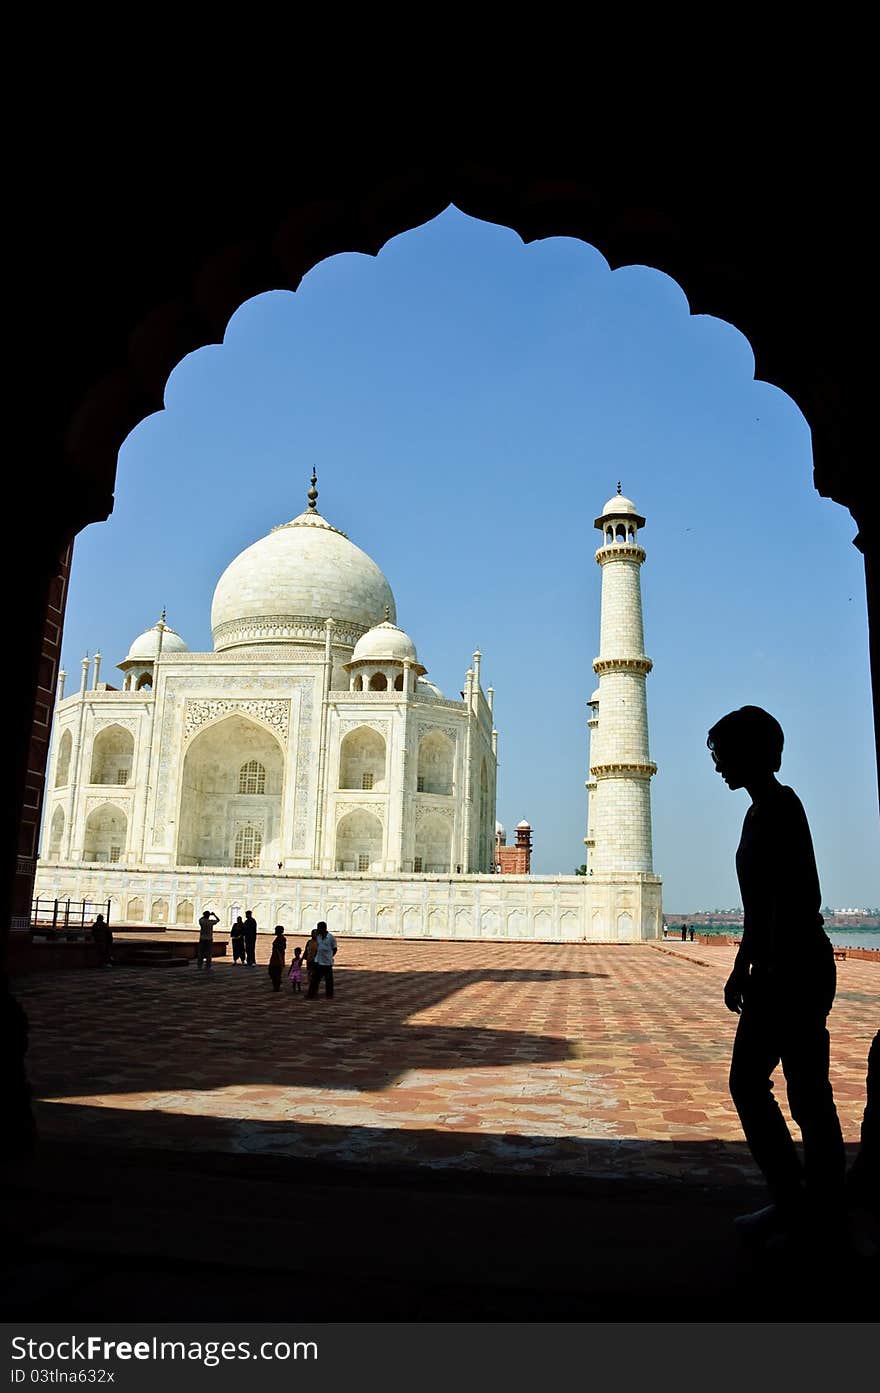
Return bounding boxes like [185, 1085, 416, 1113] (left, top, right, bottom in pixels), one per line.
[707, 705, 784, 789]
[317, 921, 328, 935]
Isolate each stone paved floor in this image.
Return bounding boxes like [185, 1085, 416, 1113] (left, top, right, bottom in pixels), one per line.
[16, 938, 878, 1186]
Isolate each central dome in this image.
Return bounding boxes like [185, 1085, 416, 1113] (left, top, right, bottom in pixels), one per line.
[211, 485, 396, 651]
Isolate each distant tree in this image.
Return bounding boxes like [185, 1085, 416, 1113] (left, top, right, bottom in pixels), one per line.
[574, 864, 587, 876]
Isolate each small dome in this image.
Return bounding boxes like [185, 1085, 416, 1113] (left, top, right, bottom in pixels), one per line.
[417, 676, 444, 699]
[123, 621, 189, 663]
[516, 819, 531, 830]
[350, 619, 419, 665]
[496, 821, 506, 837]
[601, 493, 638, 516]
[589, 689, 601, 704]
[594, 490, 646, 530]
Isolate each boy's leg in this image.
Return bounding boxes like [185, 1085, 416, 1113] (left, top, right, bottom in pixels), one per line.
[729, 995, 803, 1215]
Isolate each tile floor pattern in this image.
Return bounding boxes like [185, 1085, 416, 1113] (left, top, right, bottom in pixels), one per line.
[16, 938, 878, 1186]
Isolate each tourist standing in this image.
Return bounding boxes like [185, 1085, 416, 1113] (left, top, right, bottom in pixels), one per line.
[288, 946, 304, 993]
[307, 922, 337, 999]
[243, 909, 258, 967]
[90, 914, 113, 968]
[230, 916, 246, 964]
[681, 924, 687, 941]
[707, 705, 845, 1249]
[267, 926, 287, 992]
[197, 908, 219, 972]
[303, 928, 319, 986]
[689, 925, 695, 942]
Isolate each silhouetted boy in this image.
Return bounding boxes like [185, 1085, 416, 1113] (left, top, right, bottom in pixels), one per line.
[707, 705, 845, 1248]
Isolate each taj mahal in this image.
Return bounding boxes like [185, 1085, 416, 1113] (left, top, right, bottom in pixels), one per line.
[34, 474, 663, 942]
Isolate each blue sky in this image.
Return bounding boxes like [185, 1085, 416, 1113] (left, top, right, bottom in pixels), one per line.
[58, 208, 878, 910]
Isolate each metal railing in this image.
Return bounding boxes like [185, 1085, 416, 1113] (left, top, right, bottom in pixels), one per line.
[31, 896, 112, 934]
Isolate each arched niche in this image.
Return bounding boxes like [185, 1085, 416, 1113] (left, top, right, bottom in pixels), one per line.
[83, 803, 127, 862]
[233, 824, 262, 868]
[48, 806, 64, 858]
[369, 672, 388, 691]
[55, 729, 72, 787]
[126, 896, 144, 922]
[417, 730, 454, 795]
[89, 724, 134, 785]
[339, 727, 386, 791]
[175, 898, 194, 925]
[151, 897, 169, 924]
[176, 713, 283, 868]
[335, 809, 383, 872]
[414, 812, 452, 873]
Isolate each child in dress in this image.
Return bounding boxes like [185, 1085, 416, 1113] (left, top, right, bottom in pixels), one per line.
[288, 946, 304, 993]
[267, 925, 287, 992]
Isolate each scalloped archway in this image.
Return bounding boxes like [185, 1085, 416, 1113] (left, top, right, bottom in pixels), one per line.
[10, 153, 879, 951]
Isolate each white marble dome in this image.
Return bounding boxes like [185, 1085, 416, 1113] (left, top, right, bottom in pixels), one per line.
[600, 493, 639, 516]
[124, 621, 189, 662]
[417, 676, 444, 699]
[351, 619, 418, 665]
[211, 505, 396, 652]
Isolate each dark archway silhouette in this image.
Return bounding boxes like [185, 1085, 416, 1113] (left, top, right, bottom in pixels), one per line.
[9, 145, 878, 1031]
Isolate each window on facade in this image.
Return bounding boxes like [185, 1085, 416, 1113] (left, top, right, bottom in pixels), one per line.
[361, 772, 373, 790]
[116, 769, 128, 785]
[414, 857, 423, 872]
[417, 775, 425, 792]
[234, 825, 263, 868]
[357, 853, 369, 872]
[239, 760, 267, 794]
[109, 845, 121, 863]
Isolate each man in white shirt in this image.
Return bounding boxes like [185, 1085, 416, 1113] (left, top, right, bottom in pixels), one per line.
[197, 908, 219, 973]
[306, 921, 337, 999]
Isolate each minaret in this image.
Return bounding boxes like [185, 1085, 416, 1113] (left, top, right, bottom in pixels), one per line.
[589, 486, 656, 874]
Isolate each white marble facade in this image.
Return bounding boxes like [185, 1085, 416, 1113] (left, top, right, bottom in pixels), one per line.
[36, 479, 662, 941]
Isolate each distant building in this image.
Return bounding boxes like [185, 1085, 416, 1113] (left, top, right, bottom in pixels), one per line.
[495, 820, 532, 875]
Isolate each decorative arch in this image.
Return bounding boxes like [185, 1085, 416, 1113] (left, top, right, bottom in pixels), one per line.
[339, 726, 386, 791]
[151, 897, 169, 924]
[368, 671, 388, 691]
[90, 723, 135, 785]
[414, 811, 452, 873]
[55, 729, 72, 787]
[176, 713, 283, 868]
[335, 809, 383, 872]
[48, 806, 64, 859]
[83, 803, 127, 862]
[126, 897, 144, 922]
[28, 158, 875, 845]
[417, 730, 454, 795]
[175, 898, 194, 925]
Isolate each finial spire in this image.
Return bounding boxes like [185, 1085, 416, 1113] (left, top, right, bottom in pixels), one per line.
[307, 468, 318, 513]
[158, 607, 166, 627]
[384, 603, 391, 622]
[617, 480, 622, 494]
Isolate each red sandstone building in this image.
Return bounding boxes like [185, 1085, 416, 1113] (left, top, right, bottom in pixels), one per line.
[495, 820, 532, 875]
